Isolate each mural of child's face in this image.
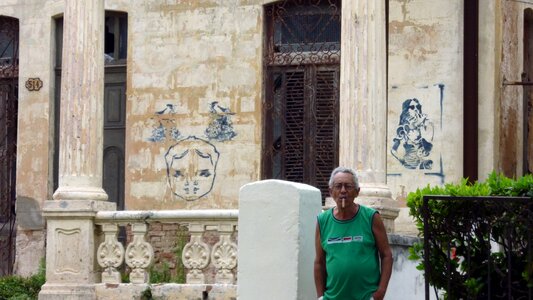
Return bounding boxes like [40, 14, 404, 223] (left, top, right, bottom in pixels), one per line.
[165, 137, 219, 201]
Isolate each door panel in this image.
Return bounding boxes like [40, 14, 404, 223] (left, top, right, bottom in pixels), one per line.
[0, 16, 18, 276]
[103, 70, 126, 210]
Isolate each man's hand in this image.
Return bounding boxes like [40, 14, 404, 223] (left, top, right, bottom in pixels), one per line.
[372, 288, 385, 300]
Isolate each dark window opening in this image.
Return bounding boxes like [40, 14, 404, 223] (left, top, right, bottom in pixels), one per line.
[104, 13, 127, 64]
[265, 0, 341, 66]
[273, 3, 341, 53]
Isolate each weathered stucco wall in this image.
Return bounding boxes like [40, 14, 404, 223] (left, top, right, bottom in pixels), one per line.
[125, 2, 264, 210]
[0, 0, 63, 276]
[387, 0, 464, 202]
[500, 0, 531, 177]
[3, 0, 269, 275]
[478, 0, 502, 181]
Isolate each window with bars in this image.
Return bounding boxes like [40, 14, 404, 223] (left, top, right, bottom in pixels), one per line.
[263, 0, 340, 201]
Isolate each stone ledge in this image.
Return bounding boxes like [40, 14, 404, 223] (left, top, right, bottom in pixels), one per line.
[42, 200, 116, 217]
[388, 234, 420, 247]
[95, 283, 237, 300]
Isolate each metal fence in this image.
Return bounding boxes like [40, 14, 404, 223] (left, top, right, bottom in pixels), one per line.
[422, 195, 532, 300]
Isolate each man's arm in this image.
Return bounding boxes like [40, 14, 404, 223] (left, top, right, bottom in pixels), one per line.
[372, 213, 393, 300]
[314, 222, 326, 298]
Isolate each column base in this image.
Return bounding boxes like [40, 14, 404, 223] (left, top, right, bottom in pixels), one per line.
[39, 283, 96, 300]
[356, 183, 400, 233]
[41, 199, 116, 295]
[53, 186, 108, 201]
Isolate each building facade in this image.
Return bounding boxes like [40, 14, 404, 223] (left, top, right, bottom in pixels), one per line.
[0, 0, 530, 278]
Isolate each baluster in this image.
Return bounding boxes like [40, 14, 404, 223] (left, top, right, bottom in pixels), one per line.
[211, 224, 237, 284]
[125, 223, 154, 283]
[97, 223, 125, 283]
[182, 223, 210, 284]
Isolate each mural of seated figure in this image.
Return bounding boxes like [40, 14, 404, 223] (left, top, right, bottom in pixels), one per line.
[164, 136, 220, 201]
[391, 98, 434, 170]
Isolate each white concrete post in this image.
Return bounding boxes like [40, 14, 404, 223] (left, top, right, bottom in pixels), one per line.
[339, 0, 399, 232]
[238, 180, 322, 300]
[39, 0, 114, 299]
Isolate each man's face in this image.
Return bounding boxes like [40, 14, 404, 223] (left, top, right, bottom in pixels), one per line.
[329, 172, 359, 207]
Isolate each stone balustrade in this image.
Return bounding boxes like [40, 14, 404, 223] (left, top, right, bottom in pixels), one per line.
[94, 209, 239, 285]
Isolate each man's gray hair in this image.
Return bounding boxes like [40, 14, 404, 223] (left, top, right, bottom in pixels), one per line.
[328, 167, 360, 189]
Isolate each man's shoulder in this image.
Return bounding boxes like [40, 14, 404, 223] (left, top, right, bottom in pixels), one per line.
[358, 204, 378, 217]
[317, 208, 333, 222]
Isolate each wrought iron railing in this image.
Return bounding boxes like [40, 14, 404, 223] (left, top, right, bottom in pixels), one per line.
[422, 196, 532, 300]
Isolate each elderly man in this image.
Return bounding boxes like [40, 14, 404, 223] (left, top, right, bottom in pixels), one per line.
[314, 167, 393, 300]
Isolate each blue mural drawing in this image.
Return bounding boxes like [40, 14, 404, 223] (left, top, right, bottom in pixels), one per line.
[146, 101, 236, 201]
[205, 101, 237, 141]
[391, 98, 435, 169]
[147, 122, 182, 142]
[164, 136, 220, 201]
[147, 104, 182, 142]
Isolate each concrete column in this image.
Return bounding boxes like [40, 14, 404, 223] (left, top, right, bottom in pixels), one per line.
[40, 0, 114, 299]
[238, 180, 322, 300]
[339, 0, 399, 232]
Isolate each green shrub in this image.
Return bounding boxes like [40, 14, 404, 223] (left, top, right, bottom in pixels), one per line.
[407, 172, 533, 299]
[0, 260, 46, 300]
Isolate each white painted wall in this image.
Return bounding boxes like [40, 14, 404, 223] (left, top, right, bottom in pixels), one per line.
[387, 235, 439, 300]
[238, 180, 322, 300]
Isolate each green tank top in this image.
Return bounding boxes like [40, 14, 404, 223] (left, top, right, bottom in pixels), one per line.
[317, 205, 380, 300]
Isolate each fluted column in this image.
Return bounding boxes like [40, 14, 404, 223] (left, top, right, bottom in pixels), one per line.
[54, 0, 107, 200]
[40, 1, 114, 299]
[339, 0, 398, 232]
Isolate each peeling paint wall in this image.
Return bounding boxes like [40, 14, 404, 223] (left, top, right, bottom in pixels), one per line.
[387, 0, 464, 201]
[12, 1, 266, 212]
[125, 1, 264, 210]
[2, 0, 268, 275]
[0, 0, 61, 276]
[499, 0, 533, 177]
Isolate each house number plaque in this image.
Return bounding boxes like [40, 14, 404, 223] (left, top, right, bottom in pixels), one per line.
[25, 78, 43, 91]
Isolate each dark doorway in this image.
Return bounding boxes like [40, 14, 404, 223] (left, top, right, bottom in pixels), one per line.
[0, 16, 18, 276]
[262, 0, 341, 201]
